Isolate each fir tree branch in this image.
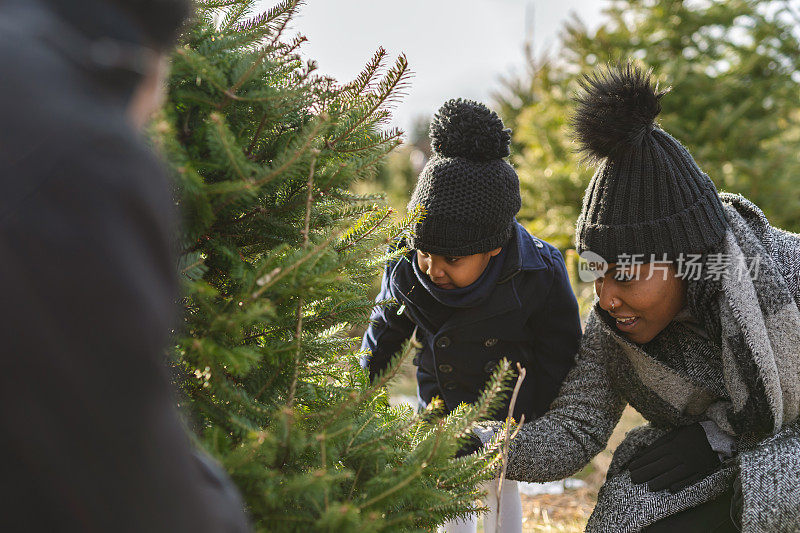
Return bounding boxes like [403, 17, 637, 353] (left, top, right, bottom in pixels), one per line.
[348, 463, 364, 501]
[174, 48, 231, 95]
[358, 465, 425, 510]
[207, 118, 322, 220]
[253, 119, 323, 186]
[250, 229, 340, 300]
[287, 153, 317, 407]
[209, 112, 250, 181]
[337, 208, 392, 252]
[344, 410, 416, 455]
[227, 0, 301, 96]
[313, 425, 350, 514]
[180, 257, 206, 275]
[245, 112, 268, 157]
[316, 147, 393, 196]
[218, 0, 254, 31]
[327, 54, 410, 147]
[345, 412, 378, 452]
[287, 305, 304, 406]
[197, 0, 243, 10]
[218, 206, 269, 230]
[281, 34, 308, 56]
[300, 154, 317, 245]
[358, 427, 445, 512]
[253, 359, 284, 401]
[332, 129, 403, 154]
[180, 234, 211, 256]
[241, 300, 376, 342]
[317, 432, 329, 510]
[342, 47, 387, 100]
[318, 339, 412, 429]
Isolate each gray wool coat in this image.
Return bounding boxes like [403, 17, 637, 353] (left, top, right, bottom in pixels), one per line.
[490, 194, 800, 532]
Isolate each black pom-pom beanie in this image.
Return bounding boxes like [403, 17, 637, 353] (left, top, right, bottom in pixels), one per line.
[407, 98, 521, 256]
[572, 63, 728, 263]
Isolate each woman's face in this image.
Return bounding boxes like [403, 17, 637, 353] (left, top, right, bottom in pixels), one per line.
[594, 262, 687, 344]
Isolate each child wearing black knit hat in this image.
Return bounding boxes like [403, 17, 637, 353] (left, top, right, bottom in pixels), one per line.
[361, 99, 583, 533]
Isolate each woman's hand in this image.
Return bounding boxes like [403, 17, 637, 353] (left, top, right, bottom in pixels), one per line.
[628, 423, 721, 493]
[454, 431, 484, 458]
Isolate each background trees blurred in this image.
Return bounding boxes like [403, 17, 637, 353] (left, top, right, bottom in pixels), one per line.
[496, 0, 800, 249]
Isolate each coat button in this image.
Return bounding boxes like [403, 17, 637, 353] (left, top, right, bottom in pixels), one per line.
[443, 382, 458, 391]
[484, 338, 498, 348]
[534, 240, 543, 248]
[435, 336, 451, 349]
[438, 364, 453, 373]
[484, 360, 498, 373]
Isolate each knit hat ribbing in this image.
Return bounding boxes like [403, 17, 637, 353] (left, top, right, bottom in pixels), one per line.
[573, 63, 728, 263]
[407, 99, 521, 256]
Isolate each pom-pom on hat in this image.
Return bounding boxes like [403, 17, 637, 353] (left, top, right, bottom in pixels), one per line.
[573, 63, 728, 263]
[407, 99, 521, 256]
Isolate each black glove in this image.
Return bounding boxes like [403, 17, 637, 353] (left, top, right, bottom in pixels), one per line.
[628, 423, 720, 493]
[454, 432, 483, 458]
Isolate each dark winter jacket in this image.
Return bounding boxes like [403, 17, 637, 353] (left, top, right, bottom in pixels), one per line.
[489, 195, 800, 532]
[361, 222, 582, 422]
[0, 1, 248, 531]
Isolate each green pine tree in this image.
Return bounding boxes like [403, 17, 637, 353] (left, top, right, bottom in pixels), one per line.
[496, 0, 800, 252]
[154, 1, 512, 530]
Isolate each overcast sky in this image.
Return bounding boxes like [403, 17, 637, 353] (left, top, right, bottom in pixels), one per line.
[255, 0, 605, 135]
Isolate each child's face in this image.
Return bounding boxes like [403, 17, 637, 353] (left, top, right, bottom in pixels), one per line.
[416, 247, 502, 289]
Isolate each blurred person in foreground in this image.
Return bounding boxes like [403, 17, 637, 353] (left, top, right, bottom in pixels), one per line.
[0, 0, 250, 531]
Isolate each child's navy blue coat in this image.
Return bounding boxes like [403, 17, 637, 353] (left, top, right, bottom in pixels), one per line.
[361, 222, 582, 422]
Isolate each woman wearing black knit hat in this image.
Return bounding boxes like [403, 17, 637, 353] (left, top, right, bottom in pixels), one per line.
[477, 63, 800, 532]
[361, 98, 583, 533]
